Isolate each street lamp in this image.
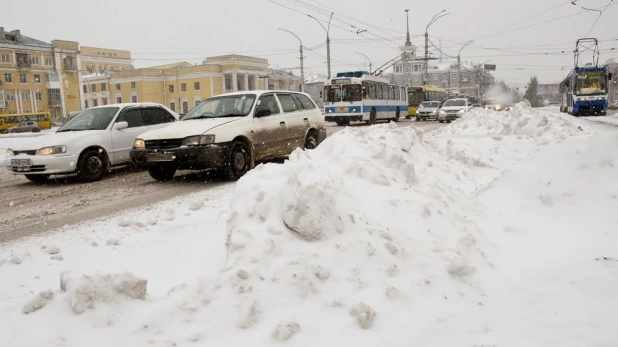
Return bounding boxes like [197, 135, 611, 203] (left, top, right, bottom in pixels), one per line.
[355, 52, 372, 74]
[457, 40, 473, 93]
[279, 28, 305, 92]
[424, 10, 449, 85]
[308, 12, 334, 79]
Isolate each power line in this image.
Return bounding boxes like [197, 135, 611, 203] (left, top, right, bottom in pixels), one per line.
[584, 0, 615, 37]
[488, 0, 572, 33]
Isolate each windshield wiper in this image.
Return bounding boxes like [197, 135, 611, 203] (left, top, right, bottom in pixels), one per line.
[57, 128, 97, 132]
[185, 113, 245, 120]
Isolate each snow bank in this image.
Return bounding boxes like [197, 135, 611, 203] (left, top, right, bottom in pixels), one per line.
[439, 102, 586, 144]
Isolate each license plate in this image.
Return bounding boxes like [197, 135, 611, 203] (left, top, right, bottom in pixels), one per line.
[146, 153, 174, 162]
[11, 159, 32, 168]
[335, 107, 349, 113]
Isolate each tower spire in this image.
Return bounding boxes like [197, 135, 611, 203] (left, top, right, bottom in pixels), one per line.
[405, 9, 412, 47]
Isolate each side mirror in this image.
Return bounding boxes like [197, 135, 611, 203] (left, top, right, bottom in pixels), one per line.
[255, 109, 271, 118]
[114, 121, 128, 130]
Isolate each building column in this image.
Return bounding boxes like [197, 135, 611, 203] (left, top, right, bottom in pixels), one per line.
[243, 73, 249, 91]
[254, 74, 260, 90]
[30, 90, 35, 112]
[16, 89, 22, 113]
[264, 76, 269, 90]
[221, 74, 226, 94]
[232, 72, 238, 92]
[209, 76, 214, 97]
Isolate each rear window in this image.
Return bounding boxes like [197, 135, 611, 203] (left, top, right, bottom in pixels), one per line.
[292, 94, 317, 110]
[276, 94, 299, 113]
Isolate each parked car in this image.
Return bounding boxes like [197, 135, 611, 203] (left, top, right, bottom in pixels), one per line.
[609, 103, 618, 110]
[483, 103, 511, 111]
[3, 121, 41, 134]
[415, 101, 441, 121]
[131, 90, 326, 181]
[4, 103, 179, 182]
[438, 98, 473, 123]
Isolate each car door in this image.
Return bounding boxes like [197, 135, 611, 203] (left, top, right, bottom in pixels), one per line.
[141, 106, 177, 132]
[111, 107, 149, 164]
[252, 93, 288, 160]
[275, 93, 307, 152]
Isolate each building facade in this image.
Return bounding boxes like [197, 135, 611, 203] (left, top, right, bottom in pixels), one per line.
[385, 33, 494, 99]
[81, 46, 133, 74]
[82, 55, 269, 114]
[607, 59, 618, 106]
[268, 69, 302, 92]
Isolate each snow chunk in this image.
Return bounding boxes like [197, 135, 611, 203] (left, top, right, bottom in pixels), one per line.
[46, 245, 60, 254]
[189, 201, 203, 211]
[22, 290, 54, 314]
[10, 256, 21, 265]
[350, 302, 376, 329]
[107, 239, 120, 246]
[50, 254, 64, 261]
[60, 271, 147, 314]
[272, 322, 300, 341]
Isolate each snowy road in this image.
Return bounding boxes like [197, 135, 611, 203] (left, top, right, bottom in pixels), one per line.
[0, 120, 442, 243]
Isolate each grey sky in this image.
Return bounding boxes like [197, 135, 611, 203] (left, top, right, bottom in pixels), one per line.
[4, 0, 617, 87]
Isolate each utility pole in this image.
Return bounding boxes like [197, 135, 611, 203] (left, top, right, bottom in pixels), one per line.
[355, 52, 372, 74]
[279, 28, 305, 92]
[424, 10, 448, 85]
[308, 12, 334, 79]
[458, 40, 473, 95]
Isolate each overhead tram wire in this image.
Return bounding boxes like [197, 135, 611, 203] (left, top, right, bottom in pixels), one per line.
[584, 0, 614, 37]
[487, 0, 572, 33]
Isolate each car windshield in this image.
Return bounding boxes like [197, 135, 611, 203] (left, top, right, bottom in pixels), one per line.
[57, 107, 119, 132]
[576, 70, 607, 95]
[341, 84, 362, 102]
[443, 99, 466, 107]
[182, 94, 256, 120]
[420, 101, 440, 108]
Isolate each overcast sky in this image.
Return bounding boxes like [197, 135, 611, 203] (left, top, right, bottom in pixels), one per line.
[3, 0, 617, 87]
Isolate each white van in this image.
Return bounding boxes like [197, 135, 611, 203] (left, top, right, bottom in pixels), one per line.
[131, 90, 326, 181]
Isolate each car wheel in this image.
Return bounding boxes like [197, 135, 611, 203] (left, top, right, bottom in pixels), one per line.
[394, 107, 401, 122]
[77, 150, 107, 182]
[415, 116, 420, 122]
[304, 131, 319, 150]
[32, 128, 41, 133]
[224, 141, 251, 181]
[25, 174, 50, 183]
[148, 165, 176, 181]
[439, 120, 444, 123]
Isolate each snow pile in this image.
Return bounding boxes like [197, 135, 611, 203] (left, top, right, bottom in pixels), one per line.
[210, 123, 492, 344]
[439, 102, 585, 144]
[59, 271, 147, 314]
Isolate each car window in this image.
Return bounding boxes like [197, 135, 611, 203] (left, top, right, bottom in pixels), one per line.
[255, 94, 280, 116]
[117, 108, 144, 128]
[294, 94, 316, 110]
[276, 94, 299, 113]
[142, 107, 176, 126]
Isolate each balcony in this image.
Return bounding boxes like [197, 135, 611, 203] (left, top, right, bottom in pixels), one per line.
[48, 88, 62, 107]
[46, 73, 61, 89]
[16, 53, 31, 69]
[63, 57, 77, 71]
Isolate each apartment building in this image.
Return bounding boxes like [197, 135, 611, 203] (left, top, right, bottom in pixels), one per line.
[82, 55, 269, 114]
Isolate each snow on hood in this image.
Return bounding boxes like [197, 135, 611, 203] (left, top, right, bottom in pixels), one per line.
[137, 117, 243, 140]
[6, 130, 103, 150]
[438, 102, 592, 144]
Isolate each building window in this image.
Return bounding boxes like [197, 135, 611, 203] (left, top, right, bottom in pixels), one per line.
[35, 91, 42, 101]
[6, 92, 15, 101]
[93, 99, 98, 107]
[85, 100, 89, 108]
[101, 83, 107, 92]
[102, 98, 108, 105]
[45, 57, 53, 66]
[181, 83, 186, 92]
[34, 74, 41, 84]
[195, 99, 200, 107]
[20, 73, 27, 83]
[83, 85, 88, 94]
[130, 81, 136, 89]
[169, 102, 176, 111]
[182, 101, 188, 113]
[116, 96, 122, 103]
[91, 84, 96, 92]
[413, 65, 419, 72]
[1, 53, 10, 63]
[21, 92, 30, 101]
[87, 65, 94, 73]
[194, 82, 200, 91]
[168, 85, 174, 93]
[116, 83, 121, 91]
[30, 56, 40, 65]
[4, 73, 12, 83]
[131, 95, 137, 103]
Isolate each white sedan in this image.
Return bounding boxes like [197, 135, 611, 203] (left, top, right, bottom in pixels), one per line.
[4, 103, 179, 182]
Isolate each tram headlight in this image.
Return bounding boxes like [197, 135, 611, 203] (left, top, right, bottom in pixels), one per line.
[577, 97, 586, 101]
[596, 96, 605, 100]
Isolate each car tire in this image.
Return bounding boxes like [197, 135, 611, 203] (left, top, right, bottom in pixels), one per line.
[439, 120, 444, 123]
[25, 174, 50, 183]
[304, 131, 319, 150]
[32, 128, 41, 133]
[77, 150, 107, 182]
[394, 107, 401, 122]
[148, 165, 176, 181]
[224, 141, 251, 181]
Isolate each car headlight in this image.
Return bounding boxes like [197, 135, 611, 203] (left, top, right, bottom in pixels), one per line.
[457, 109, 465, 114]
[182, 135, 216, 146]
[6, 148, 14, 156]
[37, 146, 67, 155]
[439, 110, 446, 115]
[133, 139, 145, 149]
